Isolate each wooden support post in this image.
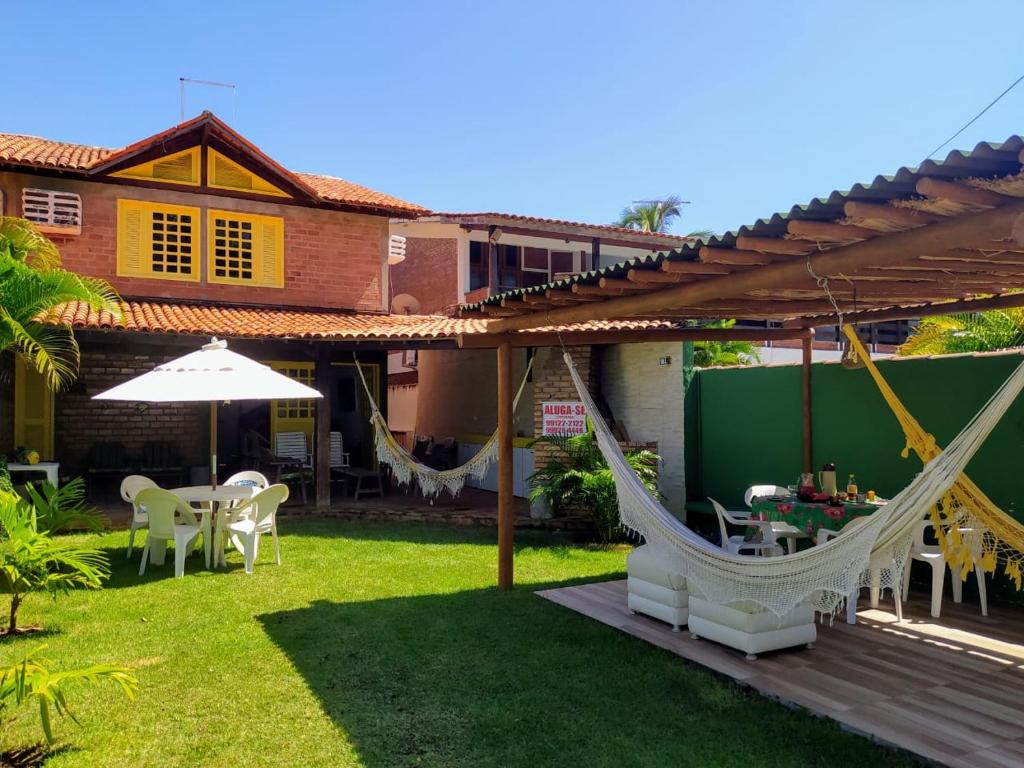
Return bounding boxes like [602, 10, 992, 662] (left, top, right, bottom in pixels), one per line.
[487, 225, 499, 296]
[210, 401, 218, 488]
[497, 341, 514, 590]
[591, 237, 601, 270]
[315, 346, 331, 511]
[801, 331, 814, 473]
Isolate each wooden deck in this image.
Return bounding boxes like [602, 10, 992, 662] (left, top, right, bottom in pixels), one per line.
[538, 579, 1024, 768]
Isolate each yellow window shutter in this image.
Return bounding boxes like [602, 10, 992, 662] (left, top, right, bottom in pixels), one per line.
[208, 149, 291, 198]
[207, 210, 284, 287]
[257, 216, 285, 287]
[110, 147, 200, 186]
[117, 200, 145, 277]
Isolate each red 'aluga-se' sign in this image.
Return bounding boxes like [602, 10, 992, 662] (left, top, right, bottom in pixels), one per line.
[541, 401, 587, 436]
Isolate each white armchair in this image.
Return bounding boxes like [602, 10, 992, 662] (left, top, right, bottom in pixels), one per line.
[120, 475, 158, 559]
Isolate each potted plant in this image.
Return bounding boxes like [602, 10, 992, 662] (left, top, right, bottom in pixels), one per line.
[528, 430, 659, 542]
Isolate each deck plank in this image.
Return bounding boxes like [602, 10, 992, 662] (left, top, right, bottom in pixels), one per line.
[537, 579, 1024, 768]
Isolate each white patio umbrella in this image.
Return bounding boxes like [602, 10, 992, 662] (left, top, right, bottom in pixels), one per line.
[93, 337, 322, 487]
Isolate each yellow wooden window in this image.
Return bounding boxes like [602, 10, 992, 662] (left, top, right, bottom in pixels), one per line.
[110, 147, 201, 186]
[117, 200, 200, 282]
[207, 209, 284, 287]
[207, 149, 290, 197]
[268, 362, 315, 444]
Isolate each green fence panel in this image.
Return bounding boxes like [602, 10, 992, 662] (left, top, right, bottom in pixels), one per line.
[693, 353, 1024, 521]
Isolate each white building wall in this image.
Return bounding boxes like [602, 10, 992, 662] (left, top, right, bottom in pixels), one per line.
[600, 342, 686, 516]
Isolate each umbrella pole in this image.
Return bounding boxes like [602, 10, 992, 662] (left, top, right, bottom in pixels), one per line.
[210, 401, 218, 489]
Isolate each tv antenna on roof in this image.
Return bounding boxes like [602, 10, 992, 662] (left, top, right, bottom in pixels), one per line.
[179, 77, 237, 123]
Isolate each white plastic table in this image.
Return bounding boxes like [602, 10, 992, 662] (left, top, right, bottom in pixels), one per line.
[7, 462, 59, 487]
[153, 485, 256, 569]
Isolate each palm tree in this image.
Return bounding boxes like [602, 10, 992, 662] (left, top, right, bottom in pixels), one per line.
[0, 218, 120, 389]
[898, 310, 1024, 356]
[616, 196, 688, 234]
[691, 320, 761, 367]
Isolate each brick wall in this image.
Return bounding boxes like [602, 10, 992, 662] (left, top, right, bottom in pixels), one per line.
[600, 342, 686, 515]
[532, 346, 599, 469]
[55, 341, 208, 477]
[389, 237, 459, 314]
[0, 172, 387, 311]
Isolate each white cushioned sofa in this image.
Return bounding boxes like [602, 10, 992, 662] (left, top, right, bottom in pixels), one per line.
[626, 545, 689, 632]
[687, 596, 816, 660]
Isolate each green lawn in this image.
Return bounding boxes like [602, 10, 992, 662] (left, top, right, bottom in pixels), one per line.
[1, 520, 914, 767]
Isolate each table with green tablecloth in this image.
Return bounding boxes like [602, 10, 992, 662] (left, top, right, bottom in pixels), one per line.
[750, 495, 883, 540]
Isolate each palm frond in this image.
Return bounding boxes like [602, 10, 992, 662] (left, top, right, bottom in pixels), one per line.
[0, 218, 61, 270]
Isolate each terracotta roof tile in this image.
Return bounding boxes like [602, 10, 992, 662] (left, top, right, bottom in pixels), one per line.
[56, 300, 484, 340]
[0, 116, 427, 216]
[0, 134, 113, 169]
[52, 299, 673, 341]
[296, 172, 427, 215]
[433, 212, 694, 243]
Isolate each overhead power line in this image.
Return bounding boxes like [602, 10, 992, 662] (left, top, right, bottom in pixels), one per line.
[925, 71, 1024, 161]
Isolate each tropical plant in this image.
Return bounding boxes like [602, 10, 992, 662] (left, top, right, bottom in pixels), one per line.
[23, 478, 106, 535]
[0, 217, 120, 389]
[0, 492, 108, 634]
[615, 196, 687, 234]
[691, 319, 762, 367]
[529, 430, 660, 542]
[0, 645, 137, 745]
[898, 309, 1024, 356]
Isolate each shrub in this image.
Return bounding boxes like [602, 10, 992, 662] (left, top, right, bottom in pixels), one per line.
[0, 492, 108, 634]
[528, 431, 659, 542]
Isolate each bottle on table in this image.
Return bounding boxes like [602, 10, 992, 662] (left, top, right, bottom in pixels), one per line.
[846, 474, 858, 501]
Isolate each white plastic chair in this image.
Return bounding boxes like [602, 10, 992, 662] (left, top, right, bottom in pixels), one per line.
[900, 520, 988, 618]
[710, 498, 781, 556]
[274, 431, 312, 468]
[329, 432, 350, 469]
[215, 484, 289, 573]
[224, 470, 270, 491]
[818, 516, 902, 624]
[120, 475, 158, 559]
[952, 527, 989, 617]
[743, 485, 808, 554]
[134, 488, 205, 578]
[743, 485, 790, 507]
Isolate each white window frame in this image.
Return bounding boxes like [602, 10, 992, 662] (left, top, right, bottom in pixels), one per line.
[22, 188, 82, 235]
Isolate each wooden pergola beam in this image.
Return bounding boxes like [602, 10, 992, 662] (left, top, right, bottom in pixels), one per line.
[626, 268, 691, 284]
[734, 235, 816, 256]
[843, 201, 939, 228]
[699, 247, 776, 265]
[916, 177, 1012, 208]
[794, 290, 1024, 328]
[486, 203, 1024, 332]
[661, 260, 739, 275]
[598, 277, 652, 291]
[787, 220, 878, 242]
[457, 326, 813, 349]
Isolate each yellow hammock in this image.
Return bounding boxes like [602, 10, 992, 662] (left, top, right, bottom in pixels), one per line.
[843, 325, 1024, 588]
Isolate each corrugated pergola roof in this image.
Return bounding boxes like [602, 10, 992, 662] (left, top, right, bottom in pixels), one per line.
[461, 135, 1024, 331]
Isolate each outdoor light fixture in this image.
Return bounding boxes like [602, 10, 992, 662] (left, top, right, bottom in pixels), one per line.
[659, 356, 672, 366]
[488, 227, 503, 243]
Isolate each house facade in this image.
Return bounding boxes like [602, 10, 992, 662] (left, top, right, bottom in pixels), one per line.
[0, 113, 468, 504]
[387, 215, 694, 511]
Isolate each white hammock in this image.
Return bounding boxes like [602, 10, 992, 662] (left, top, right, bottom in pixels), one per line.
[563, 351, 1024, 618]
[354, 355, 533, 497]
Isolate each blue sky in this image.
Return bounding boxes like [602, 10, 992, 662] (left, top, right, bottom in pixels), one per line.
[5, 1, 1023, 235]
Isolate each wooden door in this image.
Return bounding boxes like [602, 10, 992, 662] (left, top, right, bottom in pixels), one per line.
[267, 361, 316, 446]
[14, 357, 54, 459]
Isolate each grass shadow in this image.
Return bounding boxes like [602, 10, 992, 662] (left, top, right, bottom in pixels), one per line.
[257, 586, 914, 768]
